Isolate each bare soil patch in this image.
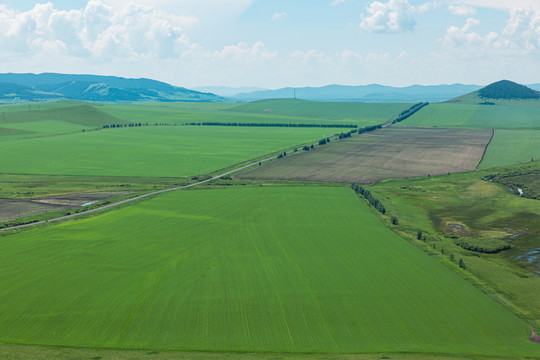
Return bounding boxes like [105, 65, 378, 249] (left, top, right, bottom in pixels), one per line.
[0, 191, 131, 222]
[238, 127, 493, 184]
[530, 329, 540, 344]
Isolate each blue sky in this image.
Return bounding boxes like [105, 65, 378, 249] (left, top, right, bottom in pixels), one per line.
[0, 0, 539, 88]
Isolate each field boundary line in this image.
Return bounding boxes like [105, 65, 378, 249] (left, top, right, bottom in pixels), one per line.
[476, 128, 495, 168]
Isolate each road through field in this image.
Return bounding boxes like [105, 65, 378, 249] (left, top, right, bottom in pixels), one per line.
[0, 141, 313, 232]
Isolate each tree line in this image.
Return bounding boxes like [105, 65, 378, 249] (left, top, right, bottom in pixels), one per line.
[103, 123, 149, 128]
[351, 183, 386, 214]
[185, 122, 357, 128]
[390, 102, 429, 125]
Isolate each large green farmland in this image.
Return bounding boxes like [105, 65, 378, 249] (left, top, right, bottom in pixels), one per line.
[396, 102, 540, 129]
[0, 125, 342, 177]
[239, 127, 493, 184]
[0, 187, 536, 357]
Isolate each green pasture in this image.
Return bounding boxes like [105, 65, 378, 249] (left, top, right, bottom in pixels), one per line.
[368, 162, 540, 323]
[0, 125, 340, 177]
[480, 129, 540, 168]
[0, 187, 535, 357]
[224, 99, 411, 121]
[397, 103, 540, 129]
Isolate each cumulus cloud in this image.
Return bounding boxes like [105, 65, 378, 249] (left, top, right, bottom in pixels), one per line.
[442, 17, 497, 49]
[331, 0, 346, 6]
[442, 9, 540, 56]
[448, 4, 477, 16]
[499, 8, 540, 54]
[359, 0, 416, 33]
[272, 12, 286, 21]
[0, 1, 198, 60]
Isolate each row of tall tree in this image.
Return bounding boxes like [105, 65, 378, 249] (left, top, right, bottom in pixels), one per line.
[351, 183, 386, 214]
[185, 122, 356, 128]
[390, 102, 429, 125]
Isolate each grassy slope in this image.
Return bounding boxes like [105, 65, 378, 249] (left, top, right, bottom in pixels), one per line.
[0, 100, 84, 113]
[0, 187, 536, 357]
[0, 105, 129, 139]
[239, 128, 492, 184]
[480, 129, 540, 168]
[224, 99, 411, 121]
[0, 105, 125, 127]
[0, 126, 342, 177]
[368, 163, 540, 324]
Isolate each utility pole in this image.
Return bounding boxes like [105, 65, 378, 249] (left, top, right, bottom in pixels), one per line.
[293, 88, 296, 99]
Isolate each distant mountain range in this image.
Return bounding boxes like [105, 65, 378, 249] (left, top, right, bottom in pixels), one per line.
[232, 84, 488, 102]
[192, 86, 266, 98]
[0, 73, 224, 103]
[1, 73, 539, 104]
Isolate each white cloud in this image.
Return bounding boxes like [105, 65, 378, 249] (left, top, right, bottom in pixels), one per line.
[448, 4, 477, 16]
[442, 9, 540, 56]
[331, 0, 346, 6]
[272, 12, 286, 21]
[442, 17, 497, 50]
[499, 8, 540, 54]
[359, 0, 416, 33]
[0, 1, 197, 60]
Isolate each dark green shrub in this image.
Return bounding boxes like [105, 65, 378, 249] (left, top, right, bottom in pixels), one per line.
[454, 238, 511, 254]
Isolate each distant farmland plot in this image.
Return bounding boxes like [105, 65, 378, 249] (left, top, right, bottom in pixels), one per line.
[239, 127, 493, 184]
[100, 103, 372, 127]
[480, 129, 540, 168]
[0, 187, 535, 357]
[225, 98, 412, 121]
[396, 103, 540, 129]
[0, 125, 345, 177]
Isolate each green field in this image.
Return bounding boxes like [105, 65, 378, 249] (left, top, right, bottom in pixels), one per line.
[0, 125, 341, 177]
[225, 99, 411, 121]
[239, 128, 493, 184]
[396, 103, 540, 129]
[480, 129, 540, 168]
[0, 186, 536, 357]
